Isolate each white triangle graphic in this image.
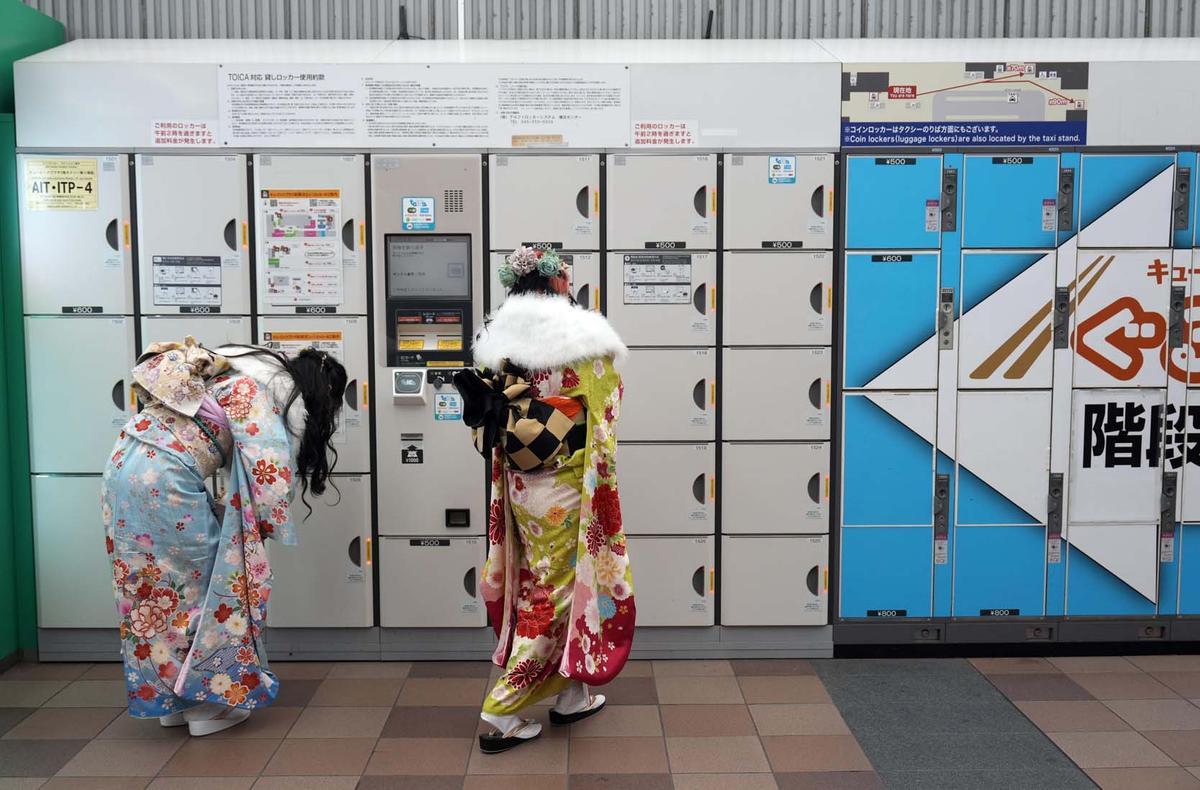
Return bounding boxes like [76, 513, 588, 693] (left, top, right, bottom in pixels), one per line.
[1069, 523, 1160, 604]
[1079, 165, 1175, 249]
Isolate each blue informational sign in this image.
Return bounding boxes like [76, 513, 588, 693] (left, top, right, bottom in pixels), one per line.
[402, 196, 436, 231]
[841, 121, 1087, 148]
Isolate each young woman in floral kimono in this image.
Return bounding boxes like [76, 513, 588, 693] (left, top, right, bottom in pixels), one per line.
[101, 337, 346, 736]
[459, 246, 634, 753]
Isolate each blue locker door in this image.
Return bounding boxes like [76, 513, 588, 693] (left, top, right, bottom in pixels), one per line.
[962, 155, 1060, 249]
[843, 252, 940, 390]
[845, 155, 943, 250]
[952, 391, 1052, 617]
[1079, 154, 1177, 249]
[840, 392, 937, 618]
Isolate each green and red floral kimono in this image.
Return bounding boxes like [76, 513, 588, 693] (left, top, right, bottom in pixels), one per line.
[471, 293, 635, 714]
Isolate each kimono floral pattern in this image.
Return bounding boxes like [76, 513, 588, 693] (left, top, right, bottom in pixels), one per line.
[103, 371, 296, 718]
[481, 355, 634, 714]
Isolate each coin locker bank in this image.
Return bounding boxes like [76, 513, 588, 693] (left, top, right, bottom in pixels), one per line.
[11, 38, 1200, 658]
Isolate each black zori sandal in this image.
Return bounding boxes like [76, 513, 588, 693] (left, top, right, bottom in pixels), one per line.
[549, 694, 606, 726]
[478, 719, 542, 754]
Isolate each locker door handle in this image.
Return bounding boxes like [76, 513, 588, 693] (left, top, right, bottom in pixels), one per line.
[692, 474, 706, 504]
[810, 185, 825, 218]
[691, 567, 705, 597]
[805, 565, 819, 596]
[692, 381, 706, 410]
[692, 285, 706, 315]
[1170, 286, 1186, 348]
[576, 283, 590, 307]
[105, 219, 119, 252]
[808, 379, 821, 409]
[1174, 167, 1192, 231]
[341, 219, 355, 251]
[223, 219, 238, 252]
[348, 536, 362, 567]
[463, 567, 478, 597]
[576, 186, 590, 219]
[344, 379, 358, 410]
[693, 186, 707, 218]
[809, 284, 824, 315]
[111, 380, 125, 411]
[807, 473, 821, 504]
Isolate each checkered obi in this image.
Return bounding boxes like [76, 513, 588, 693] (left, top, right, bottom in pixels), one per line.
[453, 361, 587, 472]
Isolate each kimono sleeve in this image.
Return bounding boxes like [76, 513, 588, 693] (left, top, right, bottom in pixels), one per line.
[558, 355, 635, 683]
[215, 375, 299, 546]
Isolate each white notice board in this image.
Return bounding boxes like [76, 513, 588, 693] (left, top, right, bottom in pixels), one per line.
[218, 64, 631, 148]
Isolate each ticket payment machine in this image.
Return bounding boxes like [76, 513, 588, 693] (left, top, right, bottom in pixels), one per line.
[372, 155, 487, 628]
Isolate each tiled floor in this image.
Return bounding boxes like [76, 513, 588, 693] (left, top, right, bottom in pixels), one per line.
[0, 658, 882, 789]
[975, 655, 1200, 789]
[3, 655, 1199, 789]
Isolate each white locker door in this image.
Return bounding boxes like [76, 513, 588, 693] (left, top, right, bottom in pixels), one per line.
[606, 155, 717, 250]
[489, 154, 599, 251]
[723, 442, 830, 534]
[723, 154, 834, 250]
[723, 348, 831, 440]
[378, 536, 486, 627]
[626, 536, 714, 626]
[254, 154, 368, 315]
[620, 444, 715, 535]
[619, 348, 715, 441]
[34, 475, 119, 628]
[721, 535, 828, 626]
[488, 252, 601, 312]
[258, 315, 371, 475]
[18, 154, 133, 315]
[26, 316, 134, 474]
[136, 154, 250, 315]
[269, 475, 372, 628]
[724, 252, 832, 346]
[140, 316, 251, 349]
[606, 252, 716, 346]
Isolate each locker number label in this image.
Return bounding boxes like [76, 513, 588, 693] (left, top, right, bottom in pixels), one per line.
[24, 158, 98, 211]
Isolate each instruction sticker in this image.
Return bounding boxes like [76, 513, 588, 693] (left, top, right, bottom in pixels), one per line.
[1042, 198, 1057, 232]
[623, 254, 693, 305]
[152, 255, 222, 307]
[768, 155, 797, 184]
[925, 199, 940, 232]
[25, 158, 98, 211]
[434, 393, 463, 421]
[402, 197, 436, 231]
[401, 433, 424, 464]
[262, 189, 344, 307]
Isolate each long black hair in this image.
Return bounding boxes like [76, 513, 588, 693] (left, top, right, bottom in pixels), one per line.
[221, 345, 348, 516]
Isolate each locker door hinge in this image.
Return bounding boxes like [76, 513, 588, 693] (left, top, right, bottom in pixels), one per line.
[938, 289, 955, 349]
[1162, 471, 1178, 563]
[933, 473, 950, 565]
[1174, 167, 1192, 231]
[1053, 287, 1071, 349]
[940, 168, 957, 232]
[1058, 167, 1075, 231]
[1047, 472, 1064, 564]
[1170, 286, 1187, 349]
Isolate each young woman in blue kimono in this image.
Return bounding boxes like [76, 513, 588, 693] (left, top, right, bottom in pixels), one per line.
[101, 337, 346, 736]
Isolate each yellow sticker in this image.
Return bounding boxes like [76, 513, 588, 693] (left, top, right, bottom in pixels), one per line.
[359, 222, 366, 249]
[593, 190, 600, 215]
[398, 338, 425, 351]
[427, 360, 464, 368]
[365, 538, 373, 565]
[711, 187, 717, 214]
[825, 382, 831, 405]
[710, 382, 716, 405]
[241, 221, 248, 248]
[25, 158, 98, 211]
[823, 568, 829, 592]
[710, 477, 716, 501]
[437, 337, 464, 351]
[123, 221, 131, 248]
[710, 286, 717, 311]
[709, 569, 715, 593]
[362, 383, 370, 408]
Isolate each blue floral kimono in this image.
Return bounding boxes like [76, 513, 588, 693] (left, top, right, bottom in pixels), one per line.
[101, 339, 298, 718]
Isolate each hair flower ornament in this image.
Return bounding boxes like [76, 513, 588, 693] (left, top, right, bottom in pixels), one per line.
[498, 245, 571, 287]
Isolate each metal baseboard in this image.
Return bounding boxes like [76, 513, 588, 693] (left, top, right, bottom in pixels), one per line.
[38, 625, 834, 662]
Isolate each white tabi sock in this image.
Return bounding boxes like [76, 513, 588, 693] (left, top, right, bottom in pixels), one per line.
[552, 681, 591, 714]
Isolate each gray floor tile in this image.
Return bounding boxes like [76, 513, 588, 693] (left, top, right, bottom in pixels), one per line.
[0, 740, 89, 777]
[856, 731, 1076, 772]
[818, 669, 1003, 704]
[878, 768, 1098, 790]
[813, 658, 978, 677]
[838, 700, 1039, 736]
[0, 709, 33, 737]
